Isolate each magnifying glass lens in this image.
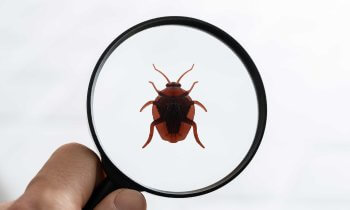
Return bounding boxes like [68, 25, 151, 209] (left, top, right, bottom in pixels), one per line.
[92, 25, 258, 193]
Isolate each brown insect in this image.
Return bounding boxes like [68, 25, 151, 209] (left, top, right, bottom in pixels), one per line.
[140, 64, 207, 148]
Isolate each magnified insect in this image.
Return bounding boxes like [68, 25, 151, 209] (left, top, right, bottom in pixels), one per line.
[140, 64, 207, 149]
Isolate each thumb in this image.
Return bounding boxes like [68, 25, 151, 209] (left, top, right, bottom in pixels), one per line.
[94, 189, 147, 210]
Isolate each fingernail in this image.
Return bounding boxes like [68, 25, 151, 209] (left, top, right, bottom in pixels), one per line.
[114, 189, 146, 210]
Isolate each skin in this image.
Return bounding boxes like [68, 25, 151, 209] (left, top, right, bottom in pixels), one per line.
[0, 143, 147, 210]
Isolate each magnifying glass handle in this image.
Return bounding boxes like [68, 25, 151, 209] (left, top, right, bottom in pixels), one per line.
[83, 177, 118, 210]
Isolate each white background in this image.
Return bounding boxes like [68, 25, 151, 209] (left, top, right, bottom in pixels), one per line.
[1, 0, 349, 209]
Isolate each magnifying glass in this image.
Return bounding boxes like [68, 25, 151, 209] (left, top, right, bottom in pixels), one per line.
[84, 16, 267, 209]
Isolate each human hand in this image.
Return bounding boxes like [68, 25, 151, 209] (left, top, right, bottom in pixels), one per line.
[0, 143, 147, 210]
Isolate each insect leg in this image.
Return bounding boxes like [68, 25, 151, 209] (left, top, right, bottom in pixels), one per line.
[186, 81, 198, 94]
[193, 100, 207, 112]
[142, 118, 163, 148]
[140, 100, 154, 112]
[184, 118, 205, 149]
[149, 81, 160, 93]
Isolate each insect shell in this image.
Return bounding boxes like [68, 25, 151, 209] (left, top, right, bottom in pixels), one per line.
[140, 64, 207, 148]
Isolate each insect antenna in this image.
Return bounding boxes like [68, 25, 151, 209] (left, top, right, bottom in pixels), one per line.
[152, 64, 170, 83]
[176, 64, 194, 83]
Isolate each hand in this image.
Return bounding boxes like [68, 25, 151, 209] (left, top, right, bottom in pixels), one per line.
[0, 143, 147, 210]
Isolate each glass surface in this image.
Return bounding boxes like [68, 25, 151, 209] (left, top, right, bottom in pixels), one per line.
[92, 25, 258, 192]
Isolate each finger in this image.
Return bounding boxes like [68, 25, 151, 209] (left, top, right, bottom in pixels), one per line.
[94, 189, 146, 210]
[0, 201, 13, 209]
[13, 143, 105, 209]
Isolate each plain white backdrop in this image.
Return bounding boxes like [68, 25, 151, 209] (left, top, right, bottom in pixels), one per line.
[1, 0, 350, 209]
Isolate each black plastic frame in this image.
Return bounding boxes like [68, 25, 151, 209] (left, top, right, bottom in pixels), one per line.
[87, 16, 267, 198]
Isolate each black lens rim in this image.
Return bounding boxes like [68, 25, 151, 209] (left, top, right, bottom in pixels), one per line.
[87, 16, 267, 198]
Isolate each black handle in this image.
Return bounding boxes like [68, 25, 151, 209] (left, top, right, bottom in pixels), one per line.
[83, 177, 119, 210]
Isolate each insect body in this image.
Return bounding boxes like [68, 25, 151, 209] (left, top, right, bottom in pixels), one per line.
[140, 64, 207, 148]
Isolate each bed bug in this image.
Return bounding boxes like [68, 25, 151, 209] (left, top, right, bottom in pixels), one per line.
[140, 64, 207, 148]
